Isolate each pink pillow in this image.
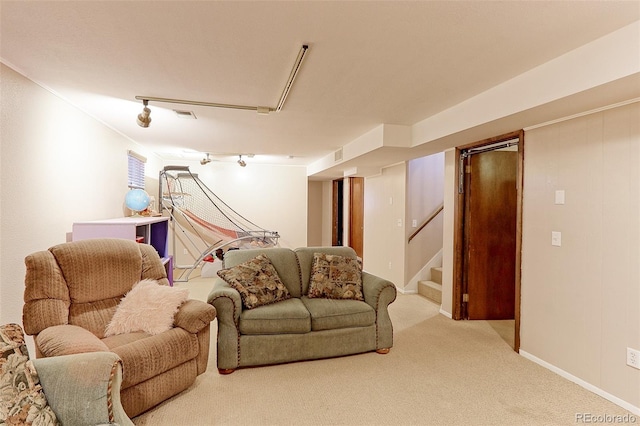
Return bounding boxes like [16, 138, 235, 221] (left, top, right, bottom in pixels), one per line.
[104, 279, 189, 336]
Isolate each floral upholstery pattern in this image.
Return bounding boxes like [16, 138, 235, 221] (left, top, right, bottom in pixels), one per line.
[0, 323, 59, 425]
[218, 254, 291, 309]
[308, 253, 364, 300]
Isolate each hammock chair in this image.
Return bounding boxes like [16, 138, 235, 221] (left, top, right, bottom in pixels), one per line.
[159, 165, 280, 282]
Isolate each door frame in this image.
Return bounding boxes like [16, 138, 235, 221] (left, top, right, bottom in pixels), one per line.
[348, 177, 364, 259]
[452, 130, 524, 352]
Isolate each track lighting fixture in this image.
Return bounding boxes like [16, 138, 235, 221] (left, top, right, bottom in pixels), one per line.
[135, 45, 309, 127]
[200, 153, 212, 165]
[137, 99, 151, 128]
[135, 96, 273, 116]
[276, 45, 308, 112]
[237, 155, 246, 167]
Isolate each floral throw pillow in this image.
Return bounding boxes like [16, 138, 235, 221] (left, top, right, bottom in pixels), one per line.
[217, 254, 291, 309]
[308, 253, 364, 301]
[0, 323, 59, 425]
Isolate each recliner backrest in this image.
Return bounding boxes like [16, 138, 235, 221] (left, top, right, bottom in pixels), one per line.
[23, 238, 168, 338]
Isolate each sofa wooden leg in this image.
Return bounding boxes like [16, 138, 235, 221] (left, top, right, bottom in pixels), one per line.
[376, 348, 391, 354]
[218, 368, 235, 375]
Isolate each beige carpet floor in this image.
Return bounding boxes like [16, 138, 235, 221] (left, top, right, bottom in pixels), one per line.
[132, 273, 634, 425]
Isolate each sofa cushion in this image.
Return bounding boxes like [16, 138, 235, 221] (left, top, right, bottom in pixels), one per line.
[70, 298, 121, 338]
[105, 327, 199, 389]
[239, 298, 311, 335]
[301, 297, 375, 331]
[218, 254, 291, 309]
[308, 253, 364, 301]
[104, 279, 189, 336]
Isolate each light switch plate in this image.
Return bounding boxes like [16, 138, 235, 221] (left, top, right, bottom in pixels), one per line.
[628, 347, 640, 369]
[551, 231, 562, 246]
[555, 190, 565, 205]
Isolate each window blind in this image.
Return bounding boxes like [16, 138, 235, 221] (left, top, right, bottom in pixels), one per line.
[127, 150, 146, 189]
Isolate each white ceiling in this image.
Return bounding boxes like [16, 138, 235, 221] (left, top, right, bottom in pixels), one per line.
[1, 1, 639, 176]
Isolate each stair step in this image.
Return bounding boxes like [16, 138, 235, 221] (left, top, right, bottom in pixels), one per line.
[431, 267, 442, 285]
[418, 280, 442, 304]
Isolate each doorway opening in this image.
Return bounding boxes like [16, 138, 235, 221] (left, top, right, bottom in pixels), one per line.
[332, 179, 344, 246]
[453, 130, 524, 352]
[332, 177, 365, 259]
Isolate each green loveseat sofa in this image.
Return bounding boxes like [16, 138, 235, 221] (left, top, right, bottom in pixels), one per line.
[208, 246, 397, 374]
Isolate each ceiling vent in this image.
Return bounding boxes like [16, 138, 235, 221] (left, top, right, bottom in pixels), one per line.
[334, 148, 343, 162]
[174, 110, 197, 119]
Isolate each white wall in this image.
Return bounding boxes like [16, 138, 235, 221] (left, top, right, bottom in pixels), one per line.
[168, 160, 308, 259]
[520, 102, 639, 412]
[0, 63, 162, 334]
[321, 181, 333, 246]
[440, 149, 457, 317]
[439, 102, 640, 411]
[307, 180, 323, 246]
[0, 64, 309, 355]
[363, 163, 406, 289]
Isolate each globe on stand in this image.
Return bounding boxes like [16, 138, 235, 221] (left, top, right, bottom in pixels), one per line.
[125, 189, 151, 216]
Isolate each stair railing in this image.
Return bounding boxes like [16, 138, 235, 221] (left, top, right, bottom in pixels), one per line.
[408, 203, 444, 243]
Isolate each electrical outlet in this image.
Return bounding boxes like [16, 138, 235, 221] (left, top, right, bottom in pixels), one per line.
[628, 347, 640, 369]
[183, 248, 188, 255]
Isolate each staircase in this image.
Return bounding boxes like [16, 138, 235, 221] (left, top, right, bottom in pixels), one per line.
[418, 267, 442, 304]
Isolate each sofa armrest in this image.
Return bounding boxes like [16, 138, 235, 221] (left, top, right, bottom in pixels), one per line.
[207, 278, 243, 322]
[207, 278, 243, 371]
[36, 324, 109, 357]
[362, 271, 397, 309]
[33, 351, 133, 426]
[362, 271, 397, 350]
[174, 299, 217, 334]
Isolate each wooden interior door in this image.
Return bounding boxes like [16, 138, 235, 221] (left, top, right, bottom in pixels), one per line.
[463, 150, 517, 320]
[348, 177, 364, 259]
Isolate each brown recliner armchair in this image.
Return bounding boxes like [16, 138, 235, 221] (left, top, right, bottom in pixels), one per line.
[22, 238, 217, 418]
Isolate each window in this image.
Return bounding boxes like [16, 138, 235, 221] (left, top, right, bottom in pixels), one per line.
[127, 150, 147, 189]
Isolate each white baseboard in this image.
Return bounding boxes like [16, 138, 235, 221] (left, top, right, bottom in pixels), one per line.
[439, 308, 452, 318]
[519, 350, 640, 416]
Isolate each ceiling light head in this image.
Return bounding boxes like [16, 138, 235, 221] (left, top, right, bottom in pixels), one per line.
[200, 153, 212, 165]
[137, 100, 151, 128]
[238, 155, 246, 167]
